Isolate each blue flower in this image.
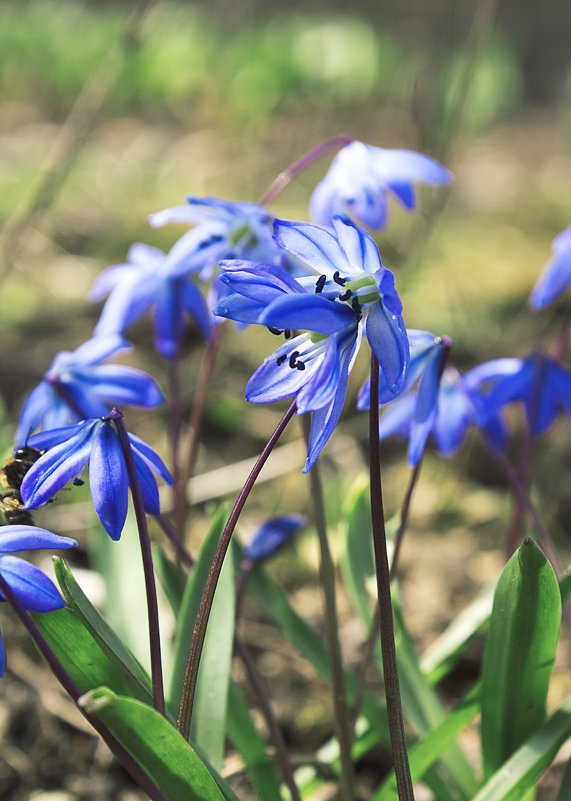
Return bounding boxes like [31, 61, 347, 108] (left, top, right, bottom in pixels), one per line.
[0, 525, 77, 675]
[484, 353, 571, 437]
[376, 360, 512, 464]
[358, 330, 451, 465]
[16, 335, 164, 444]
[215, 216, 409, 471]
[91, 242, 212, 359]
[20, 417, 173, 541]
[242, 514, 306, 569]
[148, 196, 285, 313]
[310, 141, 452, 230]
[529, 226, 571, 310]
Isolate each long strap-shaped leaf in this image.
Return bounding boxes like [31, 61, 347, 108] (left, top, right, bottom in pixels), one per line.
[80, 687, 237, 801]
[481, 538, 561, 777]
[473, 695, 571, 801]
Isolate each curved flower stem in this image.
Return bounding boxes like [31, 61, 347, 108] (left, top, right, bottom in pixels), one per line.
[234, 632, 302, 801]
[301, 416, 354, 801]
[551, 306, 571, 361]
[179, 325, 224, 528]
[177, 400, 297, 740]
[491, 447, 561, 578]
[111, 410, 165, 715]
[169, 351, 184, 523]
[259, 134, 353, 207]
[0, 572, 169, 801]
[48, 378, 90, 420]
[155, 513, 194, 568]
[369, 354, 415, 801]
[390, 458, 424, 582]
[351, 458, 424, 729]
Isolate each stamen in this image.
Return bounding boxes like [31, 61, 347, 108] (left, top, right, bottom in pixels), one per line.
[296, 361, 306, 371]
[339, 289, 352, 301]
[268, 326, 284, 336]
[352, 296, 362, 318]
[289, 351, 300, 369]
[285, 329, 292, 339]
[276, 354, 288, 366]
[315, 275, 326, 294]
[333, 271, 346, 286]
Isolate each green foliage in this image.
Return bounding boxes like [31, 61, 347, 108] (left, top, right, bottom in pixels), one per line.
[481, 538, 561, 778]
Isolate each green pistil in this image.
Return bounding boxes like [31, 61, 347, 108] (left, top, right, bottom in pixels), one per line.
[345, 275, 378, 306]
[310, 332, 328, 343]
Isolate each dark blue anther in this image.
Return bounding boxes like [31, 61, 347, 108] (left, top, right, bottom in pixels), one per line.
[276, 353, 287, 366]
[333, 271, 346, 286]
[339, 289, 352, 301]
[315, 275, 326, 294]
[289, 351, 300, 369]
[268, 326, 284, 336]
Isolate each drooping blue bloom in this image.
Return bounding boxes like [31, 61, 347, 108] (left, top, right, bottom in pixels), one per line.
[358, 330, 451, 465]
[376, 360, 513, 465]
[0, 525, 77, 675]
[20, 416, 173, 541]
[310, 141, 453, 230]
[242, 514, 306, 570]
[214, 215, 409, 471]
[16, 335, 164, 444]
[529, 226, 571, 310]
[91, 242, 212, 359]
[148, 196, 285, 313]
[484, 353, 571, 437]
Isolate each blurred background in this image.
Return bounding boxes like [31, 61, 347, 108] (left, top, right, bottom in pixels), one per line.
[1, 0, 571, 798]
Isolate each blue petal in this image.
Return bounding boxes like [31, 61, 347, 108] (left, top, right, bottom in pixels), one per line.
[16, 381, 58, 443]
[260, 294, 356, 335]
[309, 178, 340, 228]
[0, 526, 77, 553]
[273, 219, 349, 277]
[463, 358, 523, 392]
[131, 451, 160, 515]
[213, 293, 267, 324]
[152, 280, 183, 359]
[529, 249, 571, 310]
[246, 336, 324, 404]
[219, 263, 304, 302]
[88, 423, 127, 540]
[432, 377, 473, 455]
[94, 274, 158, 338]
[164, 225, 227, 279]
[84, 365, 164, 408]
[379, 394, 416, 441]
[127, 243, 165, 265]
[22, 422, 97, 509]
[331, 216, 383, 274]
[148, 204, 213, 227]
[26, 421, 88, 450]
[243, 514, 306, 563]
[0, 555, 65, 612]
[365, 302, 409, 394]
[181, 278, 212, 340]
[386, 179, 416, 210]
[128, 433, 173, 485]
[371, 147, 453, 185]
[68, 335, 129, 367]
[302, 330, 360, 472]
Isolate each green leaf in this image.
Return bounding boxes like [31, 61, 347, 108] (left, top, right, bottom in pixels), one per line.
[52, 557, 152, 705]
[373, 683, 481, 801]
[481, 538, 561, 778]
[190, 541, 235, 770]
[340, 476, 375, 626]
[32, 607, 139, 698]
[79, 687, 225, 801]
[155, 547, 187, 617]
[169, 507, 227, 712]
[420, 581, 495, 684]
[559, 570, 571, 605]
[227, 680, 284, 801]
[89, 509, 151, 671]
[473, 695, 571, 801]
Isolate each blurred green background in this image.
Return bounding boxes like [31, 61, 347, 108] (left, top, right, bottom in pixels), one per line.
[1, 0, 571, 541]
